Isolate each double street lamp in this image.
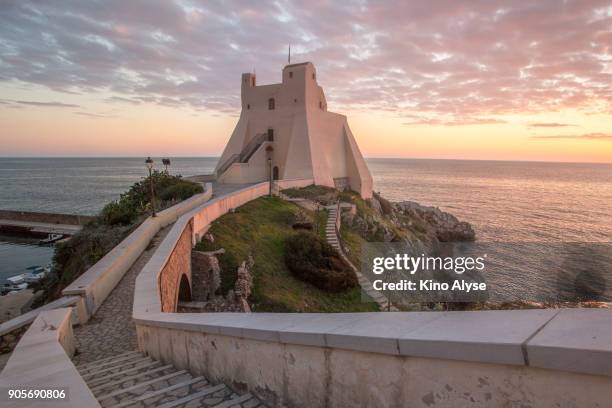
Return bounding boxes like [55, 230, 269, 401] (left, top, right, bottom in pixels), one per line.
[162, 158, 171, 173]
[145, 157, 157, 217]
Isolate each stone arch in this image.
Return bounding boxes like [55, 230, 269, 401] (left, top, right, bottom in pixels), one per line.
[177, 274, 191, 303]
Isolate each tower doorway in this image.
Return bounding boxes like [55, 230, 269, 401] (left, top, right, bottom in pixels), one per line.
[273, 166, 279, 180]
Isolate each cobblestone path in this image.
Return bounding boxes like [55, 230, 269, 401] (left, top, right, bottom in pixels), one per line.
[72, 226, 171, 365]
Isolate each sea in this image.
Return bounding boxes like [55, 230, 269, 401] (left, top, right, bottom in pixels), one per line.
[1, 157, 610, 302]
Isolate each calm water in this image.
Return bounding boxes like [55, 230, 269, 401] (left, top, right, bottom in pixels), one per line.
[1, 157, 610, 300]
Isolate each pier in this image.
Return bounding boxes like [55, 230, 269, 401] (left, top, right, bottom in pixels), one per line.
[0, 210, 93, 237]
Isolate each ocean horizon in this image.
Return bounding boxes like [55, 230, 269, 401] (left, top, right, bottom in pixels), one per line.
[1, 157, 610, 301]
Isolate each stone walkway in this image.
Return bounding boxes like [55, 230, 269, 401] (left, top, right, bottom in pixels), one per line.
[72, 226, 171, 365]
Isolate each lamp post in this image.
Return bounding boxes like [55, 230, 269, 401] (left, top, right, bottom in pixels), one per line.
[162, 158, 171, 174]
[145, 157, 156, 217]
[267, 158, 272, 197]
[266, 145, 274, 197]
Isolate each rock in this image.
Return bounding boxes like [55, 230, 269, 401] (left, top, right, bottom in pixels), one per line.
[368, 197, 383, 216]
[395, 201, 475, 242]
[234, 261, 253, 299]
[373, 192, 394, 215]
[231, 259, 254, 312]
[191, 251, 222, 300]
[341, 211, 355, 226]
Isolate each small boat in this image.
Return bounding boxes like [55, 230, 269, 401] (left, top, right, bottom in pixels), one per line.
[39, 233, 64, 245]
[6, 274, 26, 285]
[1, 281, 28, 295]
[24, 265, 50, 283]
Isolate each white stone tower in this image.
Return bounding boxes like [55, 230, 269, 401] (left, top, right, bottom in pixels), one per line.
[215, 62, 373, 199]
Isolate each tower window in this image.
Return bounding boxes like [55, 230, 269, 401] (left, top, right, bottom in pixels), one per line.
[312, 73, 316, 80]
[267, 128, 274, 141]
[268, 98, 275, 110]
[289, 71, 293, 78]
[247, 104, 250, 110]
[294, 98, 297, 103]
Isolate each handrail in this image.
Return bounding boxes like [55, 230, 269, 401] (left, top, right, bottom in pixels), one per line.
[240, 132, 269, 163]
[216, 133, 271, 178]
[216, 153, 240, 176]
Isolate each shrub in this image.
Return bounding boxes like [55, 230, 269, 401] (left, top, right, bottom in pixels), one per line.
[100, 201, 137, 226]
[158, 180, 203, 202]
[45, 173, 203, 303]
[284, 231, 358, 292]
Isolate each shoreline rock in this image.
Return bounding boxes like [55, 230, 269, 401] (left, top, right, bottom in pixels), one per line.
[393, 201, 475, 242]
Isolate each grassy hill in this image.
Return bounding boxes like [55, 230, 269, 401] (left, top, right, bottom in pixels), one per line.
[196, 196, 379, 313]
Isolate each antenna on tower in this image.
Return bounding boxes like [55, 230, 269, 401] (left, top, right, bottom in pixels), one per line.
[288, 44, 291, 64]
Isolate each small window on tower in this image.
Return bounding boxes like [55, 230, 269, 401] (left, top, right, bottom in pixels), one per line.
[268, 98, 275, 110]
[289, 71, 293, 78]
[267, 128, 274, 141]
[247, 104, 250, 110]
[312, 73, 316, 80]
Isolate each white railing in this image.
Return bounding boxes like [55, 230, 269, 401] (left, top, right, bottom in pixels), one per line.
[0, 308, 100, 407]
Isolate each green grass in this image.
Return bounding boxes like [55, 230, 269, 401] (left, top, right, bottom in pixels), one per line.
[282, 185, 336, 200]
[196, 196, 379, 312]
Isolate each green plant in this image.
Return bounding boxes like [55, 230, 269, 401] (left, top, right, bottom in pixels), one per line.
[284, 231, 358, 292]
[45, 173, 203, 303]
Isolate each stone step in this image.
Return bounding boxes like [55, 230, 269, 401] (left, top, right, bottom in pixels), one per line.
[212, 393, 255, 408]
[79, 353, 146, 374]
[97, 369, 189, 401]
[82, 357, 152, 381]
[110, 376, 208, 408]
[77, 351, 143, 371]
[90, 364, 175, 395]
[83, 351, 264, 408]
[87, 361, 162, 387]
[153, 383, 227, 408]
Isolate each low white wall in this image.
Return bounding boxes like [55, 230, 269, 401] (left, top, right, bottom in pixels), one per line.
[0, 296, 83, 337]
[131, 181, 612, 407]
[63, 184, 213, 319]
[135, 316, 612, 408]
[0, 308, 100, 407]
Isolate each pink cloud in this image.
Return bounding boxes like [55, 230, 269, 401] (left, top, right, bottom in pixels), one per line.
[0, 0, 609, 123]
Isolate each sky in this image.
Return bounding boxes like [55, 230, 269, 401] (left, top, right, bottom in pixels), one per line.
[0, 0, 611, 162]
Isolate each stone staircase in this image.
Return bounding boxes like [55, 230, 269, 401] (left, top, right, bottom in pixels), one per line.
[77, 351, 263, 408]
[324, 204, 341, 251]
[324, 203, 397, 311]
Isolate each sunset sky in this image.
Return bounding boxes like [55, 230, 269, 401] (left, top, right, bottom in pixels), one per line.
[0, 1, 610, 162]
